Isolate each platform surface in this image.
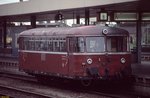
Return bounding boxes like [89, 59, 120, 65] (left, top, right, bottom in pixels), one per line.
[132, 61, 150, 77]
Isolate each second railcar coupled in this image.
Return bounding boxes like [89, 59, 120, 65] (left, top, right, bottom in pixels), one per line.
[18, 25, 131, 85]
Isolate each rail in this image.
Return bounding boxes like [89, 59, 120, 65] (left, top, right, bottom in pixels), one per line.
[0, 71, 150, 98]
[0, 58, 18, 66]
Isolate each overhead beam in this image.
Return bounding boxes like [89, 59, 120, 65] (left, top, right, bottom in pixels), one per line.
[0, 0, 137, 16]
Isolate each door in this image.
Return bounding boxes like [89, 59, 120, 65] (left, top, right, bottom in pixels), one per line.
[67, 37, 85, 76]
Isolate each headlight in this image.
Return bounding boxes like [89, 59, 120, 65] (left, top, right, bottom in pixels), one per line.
[87, 58, 93, 64]
[102, 29, 108, 35]
[120, 58, 126, 64]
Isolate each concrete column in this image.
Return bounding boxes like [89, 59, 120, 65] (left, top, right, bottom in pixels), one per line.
[109, 11, 114, 21]
[76, 15, 80, 24]
[85, 9, 89, 25]
[136, 12, 142, 64]
[30, 15, 36, 28]
[2, 17, 7, 48]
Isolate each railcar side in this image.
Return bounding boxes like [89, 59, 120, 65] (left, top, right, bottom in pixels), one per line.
[18, 26, 132, 84]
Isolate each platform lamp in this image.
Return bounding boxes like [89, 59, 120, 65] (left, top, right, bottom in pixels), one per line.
[98, 8, 108, 21]
[96, 8, 108, 26]
[99, 12, 108, 21]
[54, 11, 64, 22]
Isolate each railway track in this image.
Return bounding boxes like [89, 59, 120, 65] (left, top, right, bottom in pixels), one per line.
[0, 71, 150, 98]
[0, 72, 109, 98]
[0, 58, 150, 97]
[0, 57, 18, 67]
[0, 71, 36, 82]
[0, 72, 53, 98]
[0, 84, 53, 98]
[90, 84, 149, 98]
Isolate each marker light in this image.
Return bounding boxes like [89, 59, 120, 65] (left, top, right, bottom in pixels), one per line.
[87, 58, 93, 65]
[121, 58, 126, 64]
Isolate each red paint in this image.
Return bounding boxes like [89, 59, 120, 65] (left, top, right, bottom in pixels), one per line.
[19, 52, 131, 79]
[18, 26, 131, 80]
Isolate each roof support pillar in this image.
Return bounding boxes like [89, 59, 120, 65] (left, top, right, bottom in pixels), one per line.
[2, 17, 7, 48]
[85, 9, 89, 25]
[136, 12, 142, 64]
[30, 15, 36, 28]
[76, 15, 80, 24]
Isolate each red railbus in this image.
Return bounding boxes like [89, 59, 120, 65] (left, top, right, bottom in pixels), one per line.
[18, 25, 131, 85]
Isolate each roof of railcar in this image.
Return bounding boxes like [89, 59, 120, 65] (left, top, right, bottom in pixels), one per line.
[19, 25, 129, 37]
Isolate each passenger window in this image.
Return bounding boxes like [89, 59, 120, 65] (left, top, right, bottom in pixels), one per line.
[69, 37, 84, 53]
[41, 37, 47, 51]
[19, 37, 25, 50]
[69, 37, 76, 52]
[22, 36, 67, 52]
[60, 38, 66, 52]
[35, 38, 41, 51]
[47, 38, 53, 51]
[24, 37, 29, 50]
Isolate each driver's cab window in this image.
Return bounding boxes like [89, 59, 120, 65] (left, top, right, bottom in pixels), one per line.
[86, 37, 105, 53]
[107, 36, 127, 52]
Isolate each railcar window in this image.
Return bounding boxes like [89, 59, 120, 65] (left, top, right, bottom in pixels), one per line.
[18, 37, 24, 50]
[35, 38, 41, 51]
[21, 36, 66, 52]
[69, 37, 84, 52]
[49, 37, 66, 52]
[60, 38, 66, 52]
[86, 37, 105, 53]
[47, 38, 53, 51]
[23, 37, 29, 50]
[69, 37, 76, 52]
[107, 36, 127, 52]
[54, 38, 60, 52]
[29, 37, 35, 50]
[20, 37, 67, 52]
[41, 37, 48, 51]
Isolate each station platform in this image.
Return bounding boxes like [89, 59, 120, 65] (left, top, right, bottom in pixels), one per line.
[132, 61, 150, 84]
[132, 61, 150, 76]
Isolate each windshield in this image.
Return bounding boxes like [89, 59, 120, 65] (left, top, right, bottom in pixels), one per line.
[106, 36, 128, 52]
[69, 37, 105, 53]
[86, 37, 105, 53]
[69, 36, 128, 53]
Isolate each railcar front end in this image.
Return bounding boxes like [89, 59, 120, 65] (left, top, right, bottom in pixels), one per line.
[67, 35, 131, 81]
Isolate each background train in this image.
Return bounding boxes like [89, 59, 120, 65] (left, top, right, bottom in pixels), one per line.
[18, 25, 132, 85]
